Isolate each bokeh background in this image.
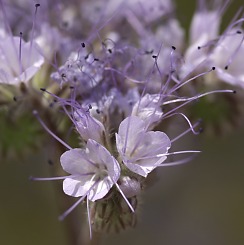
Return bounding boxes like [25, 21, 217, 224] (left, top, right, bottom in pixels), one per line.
[1, 0, 244, 244]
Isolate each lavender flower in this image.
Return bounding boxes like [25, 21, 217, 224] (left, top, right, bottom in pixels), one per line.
[60, 139, 120, 201]
[116, 116, 171, 177]
[0, 36, 44, 85]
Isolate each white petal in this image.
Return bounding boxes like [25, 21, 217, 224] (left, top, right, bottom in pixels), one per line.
[60, 148, 96, 175]
[63, 177, 93, 197]
[87, 177, 114, 201]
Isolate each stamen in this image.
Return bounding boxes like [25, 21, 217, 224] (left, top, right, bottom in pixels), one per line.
[123, 116, 132, 154]
[59, 181, 98, 221]
[171, 119, 202, 143]
[169, 67, 215, 94]
[29, 176, 67, 181]
[161, 89, 235, 119]
[87, 199, 92, 240]
[59, 195, 87, 221]
[156, 150, 201, 158]
[114, 182, 135, 213]
[29, 3, 40, 64]
[19, 32, 23, 75]
[158, 155, 198, 167]
[163, 113, 201, 137]
[33, 110, 72, 150]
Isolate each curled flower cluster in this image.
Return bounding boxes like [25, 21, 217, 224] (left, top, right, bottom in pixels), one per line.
[0, 0, 243, 241]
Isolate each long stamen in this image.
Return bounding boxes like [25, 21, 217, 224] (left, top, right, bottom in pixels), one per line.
[161, 89, 235, 119]
[156, 150, 201, 158]
[115, 182, 135, 213]
[163, 113, 202, 137]
[29, 176, 67, 181]
[59, 181, 98, 221]
[29, 3, 40, 65]
[18, 32, 23, 75]
[87, 198, 92, 240]
[171, 120, 202, 143]
[158, 155, 198, 167]
[33, 110, 72, 150]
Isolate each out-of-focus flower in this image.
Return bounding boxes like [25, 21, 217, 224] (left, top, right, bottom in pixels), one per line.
[211, 29, 244, 88]
[0, 36, 44, 85]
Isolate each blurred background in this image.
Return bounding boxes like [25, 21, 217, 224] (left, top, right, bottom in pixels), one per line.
[1, 0, 244, 244]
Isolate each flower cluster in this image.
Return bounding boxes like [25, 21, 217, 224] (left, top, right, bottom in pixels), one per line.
[0, 0, 243, 241]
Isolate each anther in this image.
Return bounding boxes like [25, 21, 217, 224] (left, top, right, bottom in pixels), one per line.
[94, 58, 99, 61]
[224, 65, 228, 70]
[108, 49, 112, 54]
[13, 96, 17, 102]
[197, 46, 201, 50]
[212, 67, 216, 70]
[81, 42, 86, 48]
[171, 46, 176, 50]
[35, 3, 40, 8]
[48, 159, 53, 165]
[236, 30, 242, 34]
[40, 88, 46, 92]
[198, 127, 204, 134]
[152, 55, 157, 59]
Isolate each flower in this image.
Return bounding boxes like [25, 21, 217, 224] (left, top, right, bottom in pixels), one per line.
[116, 116, 171, 177]
[211, 29, 244, 88]
[0, 36, 44, 85]
[60, 139, 120, 201]
[131, 93, 163, 130]
[74, 109, 105, 144]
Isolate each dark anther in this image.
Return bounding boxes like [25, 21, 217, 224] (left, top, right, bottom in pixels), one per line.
[212, 67, 216, 70]
[108, 49, 112, 54]
[61, 73, 66, 78]
[81, 42, 86, 48]
[96, 109, 100, 114]
[171, 46, 176, 50]
[48, 159, 53, 165]
[40, 88, 46, 91]
[197, 46, 201, 50]
[70, 86, 74, 89]
[152, 55, 157, 59]
[35, 3, 40, 7]
[233, 90, 237, 94]
[198, 127, 204, 133]
[20, 32, 23, 36]
[224, 65, 228, 70]
[94, 58, 99, 61]
[53, 99, 57, 103]
[85, 54, 89, 60]
[13, 96, 17, 102]
[88, 104, 92, 109]
[236, 30, 242, 34]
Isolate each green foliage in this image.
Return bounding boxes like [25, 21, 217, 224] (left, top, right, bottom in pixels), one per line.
[0, 107, 43, 159]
